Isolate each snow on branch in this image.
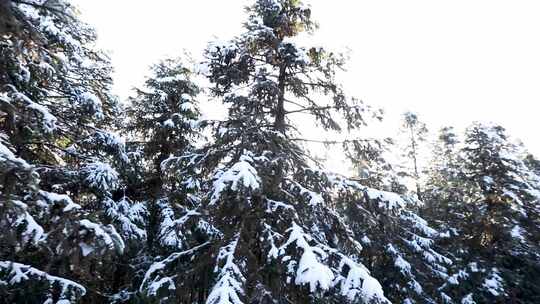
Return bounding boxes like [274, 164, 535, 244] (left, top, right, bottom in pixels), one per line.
[210, 152, 261, 205]
[91, 130, 128, 161]
[38, 190, 81, 213]
[326, 173, 412, 211]
[140, 242, 210, 297]
[79, 91, 104, 119]
[105, 197, 147, 241]
[365, 188, 407, 210]
[275, 221, 389, 302]
[157, 199, 199, 249]
[78, 219, 125, 256]
[386, 244, 412, 276]
[13, 92, 58, 132]
[0, 261, 86, 302]
[207, 237, 245, 304]
[11, 200, 46, 245]
[482, 268, 504, 297]
[279, 222, 334, 293]
[291, 182, 325, 206]
[334, 253, 389, 303]
[0, 139, 31, 169]
[82, 161, 120, 192]
[400, 211, 438, 237]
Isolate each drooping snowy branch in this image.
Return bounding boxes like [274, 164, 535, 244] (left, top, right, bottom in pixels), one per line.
[0, 261, 86, 302]
[78, 219, 125, 256]
[210, 153, 261, 205]
[207, 237, 245, 304]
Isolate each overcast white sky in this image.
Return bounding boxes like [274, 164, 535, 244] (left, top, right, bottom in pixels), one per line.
[74, 0, 540, 156]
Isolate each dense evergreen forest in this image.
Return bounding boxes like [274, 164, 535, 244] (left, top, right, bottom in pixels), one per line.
[1, 0, 539, 303]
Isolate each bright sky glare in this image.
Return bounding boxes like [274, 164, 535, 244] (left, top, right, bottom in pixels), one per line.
[74, 0, 540, 156]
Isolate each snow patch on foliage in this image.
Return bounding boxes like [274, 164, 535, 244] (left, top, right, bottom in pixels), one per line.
[401, 211, 438, 237]
[207, 237, 245, 304]
[180, 101, 195, 112]
[366, 188, 406, 210]
[157, 199, 199, 249]
[163, 118, 175, 128]
[14, 92, 57, 132]
[79, 219, 125, 255]
[83, 161, 120, 191]
[0, 137, 31, 168]
[105, 197, 147, 241]
[294, 182, 325, 206]
[0, 261, 86, 301]
[266, 198, 294, 213]
[38, 190, 80, 212]
[448, 269, 469, 285]
[210, 153, 260, 204]
[14, 205, 46, 245]
[279, 222, 334, 292]
[80, 92, 103, 119]
[335, 254, 389, 303]
[482, 269, 504, 296]
[395, 256, 412, 275]
[140, 242, 210, 297]
[461, 293, 476, 304]
[510, 225, 525, 242]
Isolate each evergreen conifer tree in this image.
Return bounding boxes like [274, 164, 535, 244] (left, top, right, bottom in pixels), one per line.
[125, 58, 223, 302]
[399, 112, 428, 200]
[343, 133, 453, 303]
[0, 1, 132, 302]
[140, 0, 393, 302]
[425, 123, 540, 303]
[2, 1, 540, 303]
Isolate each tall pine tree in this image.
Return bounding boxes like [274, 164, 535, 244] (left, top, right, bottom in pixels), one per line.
[0, 1, 132, 302]
[140, 0, 392, 303]
[399, 112, 428, 201]
[426, 123, 540, 303]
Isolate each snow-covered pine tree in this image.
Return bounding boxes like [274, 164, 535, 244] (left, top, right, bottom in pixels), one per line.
[0, 1, 134, 302]
[125, 58, 222, 302]
[125, 58, 204, 249]
[341, 135, 453, 303]
[126, 58, 201, 198]
[422, 126, 466, 226]
[140, 0, 394, 303]
[426, 122, 540, 303]
[399, 112, 428, 201]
